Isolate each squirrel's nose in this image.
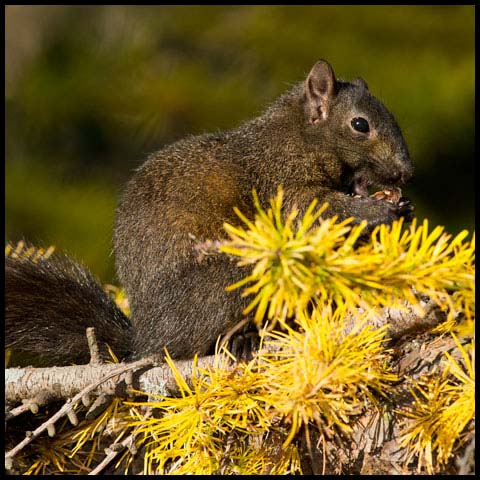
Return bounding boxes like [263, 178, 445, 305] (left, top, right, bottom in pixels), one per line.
[392, 151, 414, 185]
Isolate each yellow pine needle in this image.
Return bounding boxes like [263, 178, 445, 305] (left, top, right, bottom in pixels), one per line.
[124, 187, 472, 473]
[68, 398, 127, 457]
[398, 336, 474, 473]
[258, 305, 396, 446]
[5, 241, 55, 261]
[127, 350, 280, 473]
[8, 188, 475, 475]
[220, 187, 475, 328]
[19, 408, 110, 475]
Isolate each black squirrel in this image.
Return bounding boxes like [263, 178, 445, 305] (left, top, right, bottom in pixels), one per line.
[6, 60, 414, 367]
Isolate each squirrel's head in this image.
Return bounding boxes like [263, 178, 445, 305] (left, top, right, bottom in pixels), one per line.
[303, 60, 414, 196]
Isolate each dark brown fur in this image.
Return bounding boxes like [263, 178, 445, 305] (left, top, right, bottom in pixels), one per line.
[6, 60, 414, 366]
[5, 253, 132, 366]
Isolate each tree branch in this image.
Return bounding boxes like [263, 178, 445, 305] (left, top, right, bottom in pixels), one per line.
[5, 357, 154, 462]
[5, 299, 449, 406]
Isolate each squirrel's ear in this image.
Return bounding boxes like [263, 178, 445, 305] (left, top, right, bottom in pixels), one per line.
[351, 77, 369, 90]
[305, 60, 338, 124]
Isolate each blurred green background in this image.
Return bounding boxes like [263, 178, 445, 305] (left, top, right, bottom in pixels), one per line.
[5, 5, 475, 283]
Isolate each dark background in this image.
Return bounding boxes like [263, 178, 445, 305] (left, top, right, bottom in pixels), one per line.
[5, 5, 475, 282]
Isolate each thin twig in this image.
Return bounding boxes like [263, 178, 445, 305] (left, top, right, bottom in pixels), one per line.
[88, 407, 152, 475]
[6, 391, 55, 421]
[5, 403, 30, 421]
[86, 327, 102, 365]
[5, 357, 154, 463]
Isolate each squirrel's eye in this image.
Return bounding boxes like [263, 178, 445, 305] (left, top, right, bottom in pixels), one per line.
[351, 117, 370, 133]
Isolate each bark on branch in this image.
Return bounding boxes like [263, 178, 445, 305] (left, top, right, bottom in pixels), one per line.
[5, 301, 471, 475]
[5, 299, 448, 406]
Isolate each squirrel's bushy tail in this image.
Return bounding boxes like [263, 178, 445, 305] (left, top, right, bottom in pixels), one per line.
[5, 247, 133, 367]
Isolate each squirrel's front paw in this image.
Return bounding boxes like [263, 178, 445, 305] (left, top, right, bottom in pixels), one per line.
[360, 196, 415, 233]
[370, 188, 415, 224]
[378, 197, 415, 225]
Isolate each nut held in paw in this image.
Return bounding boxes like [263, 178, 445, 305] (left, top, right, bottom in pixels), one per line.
[370, 187, 402, 205]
